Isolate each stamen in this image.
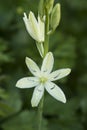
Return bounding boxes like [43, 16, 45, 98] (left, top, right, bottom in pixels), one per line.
[39, 77, 47, 83]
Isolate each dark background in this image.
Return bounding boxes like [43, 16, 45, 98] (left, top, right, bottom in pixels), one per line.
[0, 0, 87, 130]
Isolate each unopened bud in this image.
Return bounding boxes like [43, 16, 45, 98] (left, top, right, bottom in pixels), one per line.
[38, 0, 45, 17]
[51, 3, 61, 30]
[45, 0, 54, 14]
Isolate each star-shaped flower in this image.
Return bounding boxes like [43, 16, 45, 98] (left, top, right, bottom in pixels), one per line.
[16, 52, 71, 107]
[23, 11, 45, 42]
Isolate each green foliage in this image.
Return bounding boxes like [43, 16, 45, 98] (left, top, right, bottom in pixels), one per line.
[0, 39, 12, 65]
[0, 0, 87, 130]
[0, 89, 22, 119]
[2, 111, 48, 130]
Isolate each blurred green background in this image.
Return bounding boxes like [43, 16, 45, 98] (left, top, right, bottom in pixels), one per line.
[0, 0, 87, 130]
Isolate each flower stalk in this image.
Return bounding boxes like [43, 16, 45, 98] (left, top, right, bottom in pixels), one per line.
[44, 7, 49, 57]
[38, 7, 50, 130]
[38, 95, 44, 130]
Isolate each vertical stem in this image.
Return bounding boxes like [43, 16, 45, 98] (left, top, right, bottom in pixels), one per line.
[38, 6, 49, 130]
[44, 8, 49, 57]
[38, 95, 44, 130]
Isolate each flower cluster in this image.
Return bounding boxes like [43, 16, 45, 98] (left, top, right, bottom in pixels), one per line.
[16, 0, 71, 107]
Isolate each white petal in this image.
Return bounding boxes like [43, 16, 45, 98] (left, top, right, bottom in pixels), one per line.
[23, 13, 37, 40]
[49, 68, 71, 81]
[41, 52, 54, 74]
[23, 13, 30, 33]
[38, 15, 45, 42]
[29, 11, 40, 42]
[29, 11, 38, 28]
[25, 57, 41, 77]
[31, 84, 44, 107]
[23, 12, 41, 42]
[45, 82, 66, 103]
[16, 77, 39, 88]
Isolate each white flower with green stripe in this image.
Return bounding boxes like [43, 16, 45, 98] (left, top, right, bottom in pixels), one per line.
[16, 52, 71, 107]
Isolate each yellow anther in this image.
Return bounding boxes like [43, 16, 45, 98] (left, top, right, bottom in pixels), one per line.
[39, 77, 47, 83]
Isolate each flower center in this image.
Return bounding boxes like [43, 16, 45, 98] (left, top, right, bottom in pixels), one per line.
[39, 77, 47, 84]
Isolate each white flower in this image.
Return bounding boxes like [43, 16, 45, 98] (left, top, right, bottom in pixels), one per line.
[16, 52, 71, 107]
[23, 11, 45, 42]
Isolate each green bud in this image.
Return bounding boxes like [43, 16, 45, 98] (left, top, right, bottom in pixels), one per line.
[45, 0, 54, 14]
[17, 7, 23, 14]
[36, 42, 44, 57]
[38, 0, 45, 18]
[51, 3, 61, 30]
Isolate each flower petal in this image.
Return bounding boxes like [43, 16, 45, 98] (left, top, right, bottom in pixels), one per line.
[25, 57, 41, 77]
[38, 15, 45, 42]
[45, 82, 66, 103]
[41, 52, 54, 74]
[16, 77, 39, 88]
[31, 84, 44, 107]
[49, 68, 71, 81]
[23, 13, 37, 40]
[29, 11, 41, 42]
[29, 11, 38, 28]
[23, 12, 41, 42]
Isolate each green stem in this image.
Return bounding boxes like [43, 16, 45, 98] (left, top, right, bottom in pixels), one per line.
[44, 8, 49, 57]
[38, 95, 44, 130]
[38, 6, 50, 130]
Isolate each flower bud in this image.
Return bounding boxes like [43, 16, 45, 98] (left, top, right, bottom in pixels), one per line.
[45, 0, 54, 14]
[38, 0, 45, 18]
[36, 42, 44, 57]
[51, 3, 61, 30]
[23, 11, 45, 42]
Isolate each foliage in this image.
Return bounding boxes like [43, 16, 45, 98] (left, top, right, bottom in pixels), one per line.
[0, 0, 87, 130]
